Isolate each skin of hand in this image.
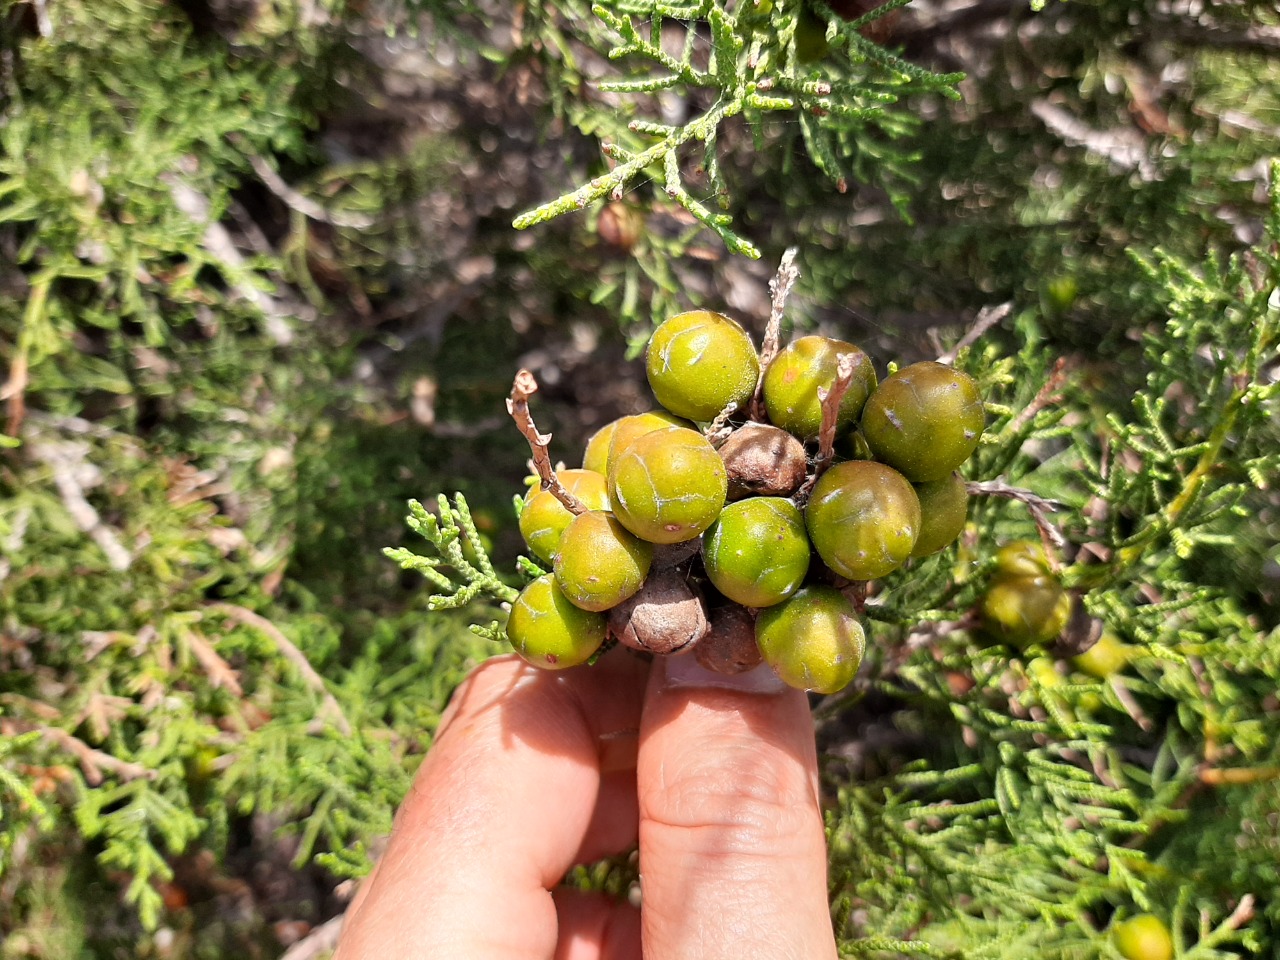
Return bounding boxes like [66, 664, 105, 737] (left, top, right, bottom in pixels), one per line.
[333, 647, 839, 960]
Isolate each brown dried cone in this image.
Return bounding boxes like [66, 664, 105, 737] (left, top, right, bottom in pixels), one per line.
[597, 202, 644, 252]
[718, 422, 808, 500]
[695, 604, 763, 675]
[608, 568, 710, 655]
[652, 539, 702, 570]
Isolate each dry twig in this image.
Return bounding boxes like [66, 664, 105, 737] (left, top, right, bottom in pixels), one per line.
[750, 247, 800, 419]
[506, 370, 586, 515]
[965, 476, 1067, 554]
[167, 178, 299, 345]
[246, 153, 376, 230]
[207, 603, 353, 737]
[34, 725, 155, 785]
[29, 439, 132, 571]
[795, 353, 857, 503]
[187, 628, 245, 697]
[705, 401, 740, 447]
[1031, 100, 1158, 181]
[1006, 357, 1070, 436]
[938, 302, 1012, 365]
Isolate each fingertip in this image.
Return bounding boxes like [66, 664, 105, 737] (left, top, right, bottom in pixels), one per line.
[637, 653, 836, 960]
[552, 889, 642, 960]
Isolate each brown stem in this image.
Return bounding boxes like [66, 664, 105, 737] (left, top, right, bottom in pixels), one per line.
[937, 302, 1011, 365]
[1222, 894, 1257, 931]
[966, 476, 1067, 566]
[1107, 675, 1154, 732]
[796, 353, 856, 503]
[506, 369, 587, 515]
[705, 401, 740, 448]
[750, 247, 800, 420]
[1007, 357, 1070, 437]
[207, 603, 353, 737]
[32, 725, 156, 785]
[1199, 767, 1280, 786]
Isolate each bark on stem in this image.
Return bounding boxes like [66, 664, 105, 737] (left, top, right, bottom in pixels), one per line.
[506, 370, 587, 515]
[965, 476, 1067, 559]
[750, 247, 800, 420]
[796, 353, 856, 503]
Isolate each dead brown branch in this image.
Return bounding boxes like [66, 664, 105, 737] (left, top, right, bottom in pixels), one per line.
[207, 603, 353, 737]
[246, 153, 376, 230]
[966, 476, 1068, 555]
[187, 628, 245, 697]
[506, 370, 586, 515]
[938, 302, 1012, 365]
[1007, 357, 1070, 437]
[34, 725, 156, 785]
[750, 247, 800, 420]
[705, 401, 740, 447]
[795, 353, 857, 503]
[29, 439, 132, 571]
[1031, 100, 1159, 181]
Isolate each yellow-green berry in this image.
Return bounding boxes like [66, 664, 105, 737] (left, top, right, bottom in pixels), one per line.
[755, 585, 865, 694]
[646, 311, 760, 421]
[553, 510, 653, 611]
[507, 574, 607, 669]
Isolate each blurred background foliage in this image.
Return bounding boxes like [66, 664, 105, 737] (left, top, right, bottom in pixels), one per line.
[0, 0, 1277, 956]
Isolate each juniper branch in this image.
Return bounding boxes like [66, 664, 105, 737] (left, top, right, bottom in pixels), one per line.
[205, 603, 353, 737]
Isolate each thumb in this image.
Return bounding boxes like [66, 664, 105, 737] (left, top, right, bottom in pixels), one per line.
[636, 654, 838, 959]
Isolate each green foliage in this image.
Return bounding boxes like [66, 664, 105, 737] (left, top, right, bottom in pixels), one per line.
[816, 191, 1280, 957]
[3, 0, 1280, 956]
[514, 0, 960, 258]
[385, 494, 519, 640]
[0, 1, 505, 951]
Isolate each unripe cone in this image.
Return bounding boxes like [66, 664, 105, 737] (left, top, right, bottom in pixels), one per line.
[1071, 628, 1132, 678]
[585, 412, 693, 477]
[1112, 915, 1174, 960]
[609, 426, 728, 544]
[995, 539, 1052, 578]
[979, 573, 1072, 648]
[696, 604, 762, 675]
[519, 469, 610, 564]
[507, 574, 607, 669]
[805, 461, 921, 581]
[860, 361, 985, 482]
[703, 497, 810, 607]
[582, 419, 622, 475]
[763, 336, 876, 440]
[607, 568, 709, 655]
[608, 411, 691, 465]
[646, 311, 760, 421]
[755, 585, 865, 694]
[554, 511, 653, 612]
[717, 422, 808, 500]
[910, 471, 969, 558]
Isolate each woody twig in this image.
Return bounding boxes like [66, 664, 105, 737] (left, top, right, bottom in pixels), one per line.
[750, 247, 800, 420]
[966, 476, 1068, 559]
[507, 370, 587, 515]
[796, 353, 856, 503]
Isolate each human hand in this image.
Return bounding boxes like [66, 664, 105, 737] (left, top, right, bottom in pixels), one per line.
[333, 647, 838, 959]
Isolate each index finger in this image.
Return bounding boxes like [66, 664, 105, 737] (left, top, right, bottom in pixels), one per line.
[335, 649, 649, 960]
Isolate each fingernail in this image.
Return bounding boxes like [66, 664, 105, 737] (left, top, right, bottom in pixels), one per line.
[660, 653, 789, 694]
